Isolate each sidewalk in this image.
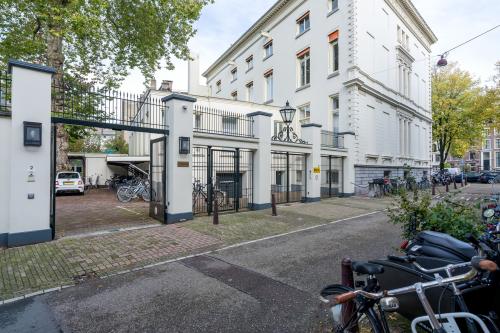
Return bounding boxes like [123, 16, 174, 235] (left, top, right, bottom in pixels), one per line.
[0, 196, 392, 302]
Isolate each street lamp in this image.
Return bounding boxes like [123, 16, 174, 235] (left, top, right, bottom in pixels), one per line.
[271, 101, 306, 144]
[279, 101, 296, 124]
[437, 54, 448, 67]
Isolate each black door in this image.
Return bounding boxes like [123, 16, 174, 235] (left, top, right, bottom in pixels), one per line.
[149, 136, 167, 223]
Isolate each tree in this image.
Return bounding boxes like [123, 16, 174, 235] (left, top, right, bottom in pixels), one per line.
[0, 0, 211, 169]
[68, 132, 102, 153]
[104, 134, 129, 154]
[432, 63, 496, 170]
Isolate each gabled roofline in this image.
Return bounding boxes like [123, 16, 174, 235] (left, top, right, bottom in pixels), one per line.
[399, 0, 438, 44]
[202, 0, 290, 78]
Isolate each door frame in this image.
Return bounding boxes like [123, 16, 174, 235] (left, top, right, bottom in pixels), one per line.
[149, 136, 167, 223]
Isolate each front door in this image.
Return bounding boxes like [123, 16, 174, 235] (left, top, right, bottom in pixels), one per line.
[149, 136, 167, 223]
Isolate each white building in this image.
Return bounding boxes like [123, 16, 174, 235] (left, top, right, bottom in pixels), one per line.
[199, 0, 437, 192]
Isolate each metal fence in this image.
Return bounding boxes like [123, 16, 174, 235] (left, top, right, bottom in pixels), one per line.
[321, 155, 344, 198]
[193, 105, 254, 138]
[271, 151, 306, 204]
[0, 71, 11, 113]
[321, 130, 344, 149]
[51, 81, 167, 134]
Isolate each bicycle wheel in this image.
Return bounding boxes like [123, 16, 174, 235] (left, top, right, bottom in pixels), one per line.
[320, 284, 383, 333]
[141, 187, 151, 202]
[117, 186, 133, 203]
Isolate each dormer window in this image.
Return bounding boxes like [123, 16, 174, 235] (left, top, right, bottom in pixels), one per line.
[297, 12, 310, 35]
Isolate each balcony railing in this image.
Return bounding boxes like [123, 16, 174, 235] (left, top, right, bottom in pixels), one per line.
[193, 105, 254, 138]
[0, 71, 11, 114]
[321, 130, 344, 149]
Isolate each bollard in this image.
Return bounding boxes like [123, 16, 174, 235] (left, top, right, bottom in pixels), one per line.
[432, 182, 436, 195]
[213, 198, 219, 225]
[465, 177, 468, 186]
[446, 182, 449, 192]
[453, 179, 457, 190]
[341, 258, 358, 332]
[271, 194, 277, 216]
[461, 178, 464, 187]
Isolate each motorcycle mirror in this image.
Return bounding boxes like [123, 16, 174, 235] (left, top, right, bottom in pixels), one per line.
[483, 209, 495, 219]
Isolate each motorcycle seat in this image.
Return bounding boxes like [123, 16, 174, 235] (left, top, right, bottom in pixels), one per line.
[416, 231, 476, 261]
[352, 261, 384, 275]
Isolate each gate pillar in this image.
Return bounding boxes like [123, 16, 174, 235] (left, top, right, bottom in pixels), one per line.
[339, 131, 356, 196]
[162, 93, 196, 223]
[5, 60, 55, 246]
[301, 123, 322, 202]
[247, 111, 272, 210]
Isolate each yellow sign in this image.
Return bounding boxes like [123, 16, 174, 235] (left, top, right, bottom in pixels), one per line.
[313, 167, 321, 174]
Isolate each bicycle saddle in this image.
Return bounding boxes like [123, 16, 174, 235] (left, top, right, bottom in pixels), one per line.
[352, 261, 384, 275]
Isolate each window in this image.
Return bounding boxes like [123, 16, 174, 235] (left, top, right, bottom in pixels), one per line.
[496, 138, 500, 148]
[264, 69, 273, 101]
[496, 152, 500, 167]
[274, 120, 285, 136]
[329, 0, 339, 12]
[231, 68, 237, 81]
[297, 12, 310, 35]
[246, 81, 254, 102]
[296, 170, 303, 183]
[216, 80, 221, 93]
[469, 151, 476, 160]
[231, 90, 238, 101]
[297, 48, 311, 87]
[397, 25, 401, 42]
[485, 139, 491, 149]
[194, 114, 201, 129]
[246, 55, 253, 71]
[328, 30, 339, 72]
[264, 40, 273, 59]
[331, 95, 339, 133]
[298, 104, 311, 124]
[222, 116, 237, 133]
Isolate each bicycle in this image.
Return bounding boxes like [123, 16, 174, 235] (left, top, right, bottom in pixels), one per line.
[320, 257, 498, 333]
[116, 179, 151, 203]
[192, 179, 225, 210]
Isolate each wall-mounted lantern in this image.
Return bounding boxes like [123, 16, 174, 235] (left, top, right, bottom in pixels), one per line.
[179, 137, 190, 154]
[23, 122, 42, 147]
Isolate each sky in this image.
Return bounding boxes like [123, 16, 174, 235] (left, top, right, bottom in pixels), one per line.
[120, 0, 500, 93]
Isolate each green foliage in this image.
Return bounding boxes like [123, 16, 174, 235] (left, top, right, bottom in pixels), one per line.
[387, 189, 482, 241]
[0, 0, 212, 85]
[104, 135, 128, 154]
[68, 133, 101, 153]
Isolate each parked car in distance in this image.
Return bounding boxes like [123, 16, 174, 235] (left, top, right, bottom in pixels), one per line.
[455, 171, 482, 183]
[55, 171, 84, 194]
[479, 172, 500, 184]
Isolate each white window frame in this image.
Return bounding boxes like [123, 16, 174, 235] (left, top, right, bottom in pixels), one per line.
[298, 104, 311, 124]
[298, 51, 311, 87]
[484, 139, 491, 150]
[231, 90, 238, 101]
[264, 41, 273, 59]
[216, 80, 221, 93]
[246, 81, 254, 102]
[297, 14, 310, 35]
[329, 38, 339, 73]
[246, 56, 253, 71]
[231, 68, 237, 81]
[331, 95, 339, 133]
[265, 73, 274, 102]
[329, 0, 339, 12]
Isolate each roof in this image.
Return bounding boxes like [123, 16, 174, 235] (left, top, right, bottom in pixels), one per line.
[202, 0, 437, 78]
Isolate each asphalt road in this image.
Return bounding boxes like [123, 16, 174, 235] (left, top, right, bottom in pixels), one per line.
[0, 211, 401, 333]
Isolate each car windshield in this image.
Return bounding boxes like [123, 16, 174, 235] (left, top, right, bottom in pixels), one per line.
[58, 173, 79, 179]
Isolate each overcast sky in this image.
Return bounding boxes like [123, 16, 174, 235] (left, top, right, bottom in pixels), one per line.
[120, 0, 500, 93]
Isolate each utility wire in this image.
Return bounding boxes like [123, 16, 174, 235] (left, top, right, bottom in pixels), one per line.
[440, 24, 500, 56]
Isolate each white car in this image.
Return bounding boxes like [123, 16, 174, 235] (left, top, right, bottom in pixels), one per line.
[55, 171, 85, 194]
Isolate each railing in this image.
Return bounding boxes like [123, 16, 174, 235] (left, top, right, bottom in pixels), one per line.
[193, 105, 254, 138]
[321, 130, 344, 149]
[51, 81, 167, 134]
[0, 71, 11, 113]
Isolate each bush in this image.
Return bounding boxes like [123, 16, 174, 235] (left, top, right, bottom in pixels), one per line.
[387, 188, 482, 241]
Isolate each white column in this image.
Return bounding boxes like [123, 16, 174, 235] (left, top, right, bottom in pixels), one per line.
[7, 60, 54, 246]
[163, 93, 196, 223]
[399, 117, 403, 155]
[247, 111, 272, 209]
[301, 123, 322, 202]
[407, 121, 412, 158]
[341, 132, 356, 195]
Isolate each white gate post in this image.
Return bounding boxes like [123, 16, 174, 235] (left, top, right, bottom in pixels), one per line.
[340, 132, 356, 196]
[301, 123, 322, 202]
[7, 60, 55, 246]
[247, 111, 272, 209]
[162, 93, 196, 223]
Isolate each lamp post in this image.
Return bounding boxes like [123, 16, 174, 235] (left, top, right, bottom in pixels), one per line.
[271, 101, 307, 144]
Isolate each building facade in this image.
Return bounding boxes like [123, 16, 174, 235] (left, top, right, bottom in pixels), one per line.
[480, 128, 500, 171]
[200, 0, 437, 192]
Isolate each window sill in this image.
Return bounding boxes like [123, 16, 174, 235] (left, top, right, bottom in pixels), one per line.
[327, 71, 340, 80]
[295, 28, 310, 39]
[245, 67, 253, 74]
[327, 8, 339, 18]
[263, 54, 273, 62]
[264, 99, 274, 105]
[295, 83, 310, 92]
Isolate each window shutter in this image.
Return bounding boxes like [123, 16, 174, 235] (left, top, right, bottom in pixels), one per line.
[296, 47, 310, 58]
[328, 30, 339, 42]
[263, 69, 273, 77]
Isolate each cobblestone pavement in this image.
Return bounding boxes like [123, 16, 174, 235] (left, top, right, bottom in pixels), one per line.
[0, 225, 221, 301]
[56, 189, 159, 238]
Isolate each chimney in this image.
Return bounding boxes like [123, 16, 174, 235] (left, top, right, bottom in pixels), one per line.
[149, 78, 157, 90]
[159, 80, 173, 92]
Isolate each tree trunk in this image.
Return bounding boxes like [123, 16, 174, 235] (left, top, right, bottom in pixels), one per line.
[47, 29, 70, 171]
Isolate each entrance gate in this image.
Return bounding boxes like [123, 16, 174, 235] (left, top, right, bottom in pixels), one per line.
[149, 137, 167, 222]
[192, 146, 253, 215]
[321, 156, 344, 198]
[271, 152, 306, 204]
[50, 81, 169, 238]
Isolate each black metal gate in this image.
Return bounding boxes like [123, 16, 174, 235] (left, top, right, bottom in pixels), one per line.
[150, 136, 167, 222]
[192, 146, 253, 215]
[321, 156, 344, 198]
[271, 152, 306, 204]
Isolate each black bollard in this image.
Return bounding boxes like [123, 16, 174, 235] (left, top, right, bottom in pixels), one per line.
[271, 193, 277, 216]
[432, 182, 436, 195]
[453, 179, 457, 190]
[341, 258, 358, 332]
[446, 182, 449, 192]
[213, 198, 219, 225]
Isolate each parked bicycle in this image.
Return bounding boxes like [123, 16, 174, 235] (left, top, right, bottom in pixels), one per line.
[116, 178, 151, 202]
[192, 179, 225, 209]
